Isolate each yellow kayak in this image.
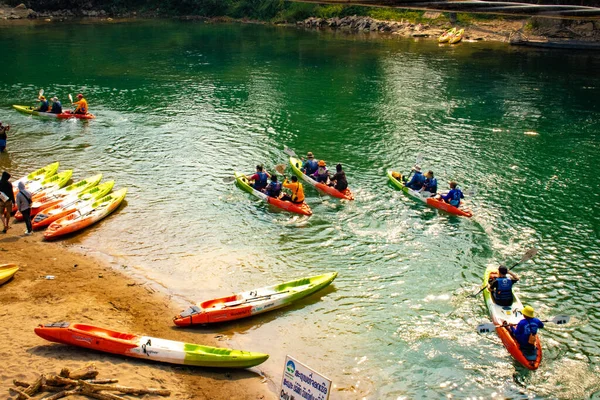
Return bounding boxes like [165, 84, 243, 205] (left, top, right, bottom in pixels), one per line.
[0, 264, 19, 286]
[449, 28, 464, 44]
[438, 27, 456, 43]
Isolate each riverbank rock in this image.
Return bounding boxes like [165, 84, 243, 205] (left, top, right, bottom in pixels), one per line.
[299, 15, 440, 37]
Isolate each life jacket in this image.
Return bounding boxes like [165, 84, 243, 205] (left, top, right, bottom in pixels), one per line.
[493, 277, 513, 302]
[425, 177, 437, 193]
[304, 160, 318, 175]
[51, 102, 62, 114]
[266, 182, 282, 198]
[254, 172, 268, 189]
[314, 167, 328, 183]
[449, 188, 463, 206]
[39, 100, 49, 112]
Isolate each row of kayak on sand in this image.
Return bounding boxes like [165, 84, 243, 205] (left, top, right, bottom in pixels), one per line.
[0, 263, 337, 369]
[2, 162, 126, 240]
[234, 149, 472, 218]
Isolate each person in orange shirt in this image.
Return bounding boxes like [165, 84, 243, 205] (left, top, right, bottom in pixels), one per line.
[281, 175, 305, 204]
[72, 93, 88, 114]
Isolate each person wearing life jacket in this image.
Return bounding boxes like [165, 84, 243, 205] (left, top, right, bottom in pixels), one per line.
[0, 122, 10, 153]
[328, 163, 348, 192]
[246, 165, 270, 192]
[50, 97, 62, 114]
[404, 165, 426, 190]
[265, 175, 282, 198]
[511, 305, 544, 360]
[420, 170, 437, 196]
[35, 96, 50, 112]
[281, 175, 305, 204]
[301, 152, 318, 176]
[439, 181, 464, 207]
[72, 93, 88, 115]
[488, 265, 519, 306]
[312, 160, 329, 183]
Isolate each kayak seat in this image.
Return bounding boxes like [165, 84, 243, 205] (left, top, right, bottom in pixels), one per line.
[179, 305, 201, 318]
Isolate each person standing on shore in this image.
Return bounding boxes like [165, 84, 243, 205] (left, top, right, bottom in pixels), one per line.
[72, 93, 88, 115]
[0, 122, 10, 153]
[16, 181, 33, 235]
[0, 171, 15, 233]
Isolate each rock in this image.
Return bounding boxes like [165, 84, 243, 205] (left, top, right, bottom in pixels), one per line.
[15, 3, 26, 9]
[44, 18, 51, 21]
[423, 11, 441, 19]
[577, 22, 594, 36]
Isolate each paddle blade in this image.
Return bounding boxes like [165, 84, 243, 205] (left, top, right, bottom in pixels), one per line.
[68, 94, 73, 103]
[552, 315, 570, 325]
[415, 153, 423, 166]
[39, 89, 44, 97]
[223, 175, 236, 183]
[466, 186, 477, 196]
[519, 248, 539, 264]
[477, 323, 496, 334]
[283, 146, 297, 158]
[275, 164, 286, 175]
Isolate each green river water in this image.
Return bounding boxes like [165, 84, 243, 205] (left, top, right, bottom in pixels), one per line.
[1, 19, 599, 399]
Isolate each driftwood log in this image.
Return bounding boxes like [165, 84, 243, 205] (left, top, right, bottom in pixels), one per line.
[9, 363, 170, 399]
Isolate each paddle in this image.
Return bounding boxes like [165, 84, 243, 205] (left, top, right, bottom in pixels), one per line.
[470, 248, 539, 298]
[404, 153, 423, 183]
[223, 290, 290, 308]
[39, 89, 44, 98]
[224, 165, 287, 184]
[477, 315, 571, 334]
[283, 146, 297, 158]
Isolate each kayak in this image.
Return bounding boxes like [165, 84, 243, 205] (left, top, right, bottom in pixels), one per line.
[449, 28, 465, 44]
[234, 172, 312, 216]
[438, 27, 456, 43]
[12, 168, 70, 213]
[33, 181, 115, 230]
[174, 272, 338, 326]
[483, 265, 542, 370]
[13, 105, 95, 120]
[289, 157, 354, 200]
[11, 162, 60, 199]
[44, 188, 127, 240]
[0, 264, 19, 286]
[387, 170, 472, 217]
[35, 322, 269, 368]
[16, 173, 103, 220]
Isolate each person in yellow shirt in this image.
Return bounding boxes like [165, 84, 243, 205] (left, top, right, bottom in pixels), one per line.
[281, 175, 305, 204]
[72, 93, 88, 114]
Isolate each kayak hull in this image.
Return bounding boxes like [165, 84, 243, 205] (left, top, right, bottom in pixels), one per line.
[387, 170, 472, 217]
[35, 322, 268, 368]
[438, 27, 456, 43]
[0, 264, 19, 286]
[174, 272, 337, 326]
[289, 157, 354, 200]
[234, 172, 312, 216]
[43, 188, 126, 240]
[13, 105, 95, 120]
[449, 28, 464, 44]
[483, 266, 542, 370]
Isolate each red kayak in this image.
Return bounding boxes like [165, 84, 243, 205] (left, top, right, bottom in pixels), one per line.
[289, 157, 354, 200]
[13, 105, 95, 120]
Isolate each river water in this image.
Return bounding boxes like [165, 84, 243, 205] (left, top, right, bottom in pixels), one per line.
[1, 19, 599, 399]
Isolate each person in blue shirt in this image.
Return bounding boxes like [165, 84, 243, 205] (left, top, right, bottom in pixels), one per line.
[512, 305, 544, 360]
[420, 170, 437, 195]
[35, 96, 49, 112]
[439, 181, 464, 207]
[246, 165, 270, 192]
[50, 97, 62, 114]
[488, 266, 519, 306]
[301, 152, 318, 176]
[265, 175, 282, 198]
[404, 165, 426, 190]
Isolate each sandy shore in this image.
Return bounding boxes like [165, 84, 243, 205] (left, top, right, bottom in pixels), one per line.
[0, 230, 276, 399]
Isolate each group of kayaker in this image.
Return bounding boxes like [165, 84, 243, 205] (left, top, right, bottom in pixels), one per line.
[393, 165, 466, 208]
[487, 265, 544, 359]
[34, 93, 89, 115]
[300, 152, 348, 192]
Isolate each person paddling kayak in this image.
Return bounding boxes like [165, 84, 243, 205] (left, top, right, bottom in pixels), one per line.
[50, 97, 62, 114]
[312, 160, 329, 183]
[404, 165, 426, 190]
[487, 265, 519, 306]
[72, 93, 88, 115]
[35, 96, 50, 112]
[246, 165, 270, 192]
[281, 175, 305, 204]
[420, 170, 437, 195]
[511, 305, 544, 360]
[328, 163, 348, 192]
[438, 181, 464, 207]
[301, 152, 318, 175]
[265, 174, 282, 198]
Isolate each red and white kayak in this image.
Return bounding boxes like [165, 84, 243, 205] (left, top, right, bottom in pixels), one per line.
[35, 322, 268, 368]
[289, 157, 354, 200]
[13, 105, 95, 120]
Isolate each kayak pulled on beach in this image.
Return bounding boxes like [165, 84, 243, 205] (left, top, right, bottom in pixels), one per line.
[387, 170, 472, 217]
[483, 265, 542, 370]
[289, 157, 354, 200]
[35, 322, 269, 368]
[13, 105, 95, 120]
[234, 171, 312, 216]
[438, 27, 456, 43]
[0, 264, 19, 286]
[174, 272, 338, 326]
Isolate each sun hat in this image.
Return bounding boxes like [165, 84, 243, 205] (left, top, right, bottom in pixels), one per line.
[39, 95, 46, 100]
[413, 165, 421, 172]
[522, 305, 535, 318]
[318, 160, 326, 167]
[307, 152, 314, 159]
[52, 96, 58, 101]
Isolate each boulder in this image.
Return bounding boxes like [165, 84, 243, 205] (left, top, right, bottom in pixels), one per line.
[15, 3, 26, 9]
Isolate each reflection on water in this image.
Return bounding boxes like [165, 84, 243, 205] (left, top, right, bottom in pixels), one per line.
[1, 20, 599, 399]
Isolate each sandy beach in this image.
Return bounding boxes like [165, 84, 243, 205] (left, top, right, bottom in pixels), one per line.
[0, 230, 276, 399]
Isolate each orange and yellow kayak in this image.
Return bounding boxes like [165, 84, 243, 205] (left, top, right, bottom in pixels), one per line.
[289, 157, 354, 200]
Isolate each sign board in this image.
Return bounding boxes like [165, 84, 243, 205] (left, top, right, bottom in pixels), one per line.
[280, 355, 331, 400]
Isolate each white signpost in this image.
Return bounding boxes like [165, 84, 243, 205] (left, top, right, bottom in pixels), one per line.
[280, 355, 332, 400]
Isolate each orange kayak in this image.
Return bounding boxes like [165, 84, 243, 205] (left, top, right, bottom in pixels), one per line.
[44, 188, 127, 240]
[35, 322, 268, 368]
[289, 157, 354, 200]
[33, 181, 115, 230]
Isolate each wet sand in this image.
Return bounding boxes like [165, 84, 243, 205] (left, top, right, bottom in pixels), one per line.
[0, 230, 276, 399]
